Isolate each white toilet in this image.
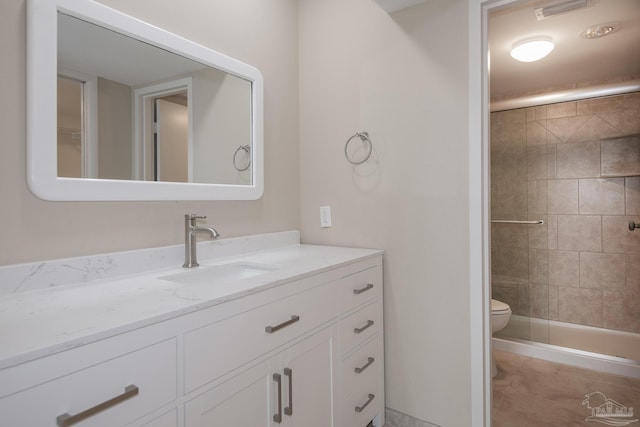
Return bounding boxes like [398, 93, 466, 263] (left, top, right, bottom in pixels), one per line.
[490, 298, 512, 377]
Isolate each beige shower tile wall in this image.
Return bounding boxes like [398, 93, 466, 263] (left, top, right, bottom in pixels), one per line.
[579, 178, 625, 214]
[602, 136, 640, 176]
[627, 177, 640, 214]
[491, 92, 640, 334]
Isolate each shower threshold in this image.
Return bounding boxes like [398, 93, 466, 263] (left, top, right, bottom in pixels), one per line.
[497, 314, 640, 360]
[493, 337, 640, 379]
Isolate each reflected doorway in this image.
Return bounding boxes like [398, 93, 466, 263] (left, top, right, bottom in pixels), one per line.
[57, 76, 83, 178]
[153, 94, 188, 182]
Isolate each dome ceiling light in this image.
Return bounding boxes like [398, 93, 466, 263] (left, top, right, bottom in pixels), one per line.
[510, 36, 555, 62]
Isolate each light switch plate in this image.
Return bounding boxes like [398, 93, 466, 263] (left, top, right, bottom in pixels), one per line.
[320, 206, 332, 228]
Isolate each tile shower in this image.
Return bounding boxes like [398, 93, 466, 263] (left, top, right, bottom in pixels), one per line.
[490, 91, 640, 359]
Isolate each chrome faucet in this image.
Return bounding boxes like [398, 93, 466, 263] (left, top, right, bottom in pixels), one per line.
[183, 214, 220, 268]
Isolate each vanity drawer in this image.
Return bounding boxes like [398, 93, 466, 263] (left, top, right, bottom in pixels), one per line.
[341, 340, 380, 427]
[341, 337, 381, 396]
[340, 301, 382, 355]
[0, 338, 177, 427]
[339, 264, 381, 315]
[342, 386, 380, 427]
[184, 281, 338, 393]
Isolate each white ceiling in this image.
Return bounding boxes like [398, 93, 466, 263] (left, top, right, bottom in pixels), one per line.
[489, 0, 640, 100]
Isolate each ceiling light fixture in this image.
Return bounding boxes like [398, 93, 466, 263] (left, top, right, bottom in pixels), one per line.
[579, 23, 617, 39]
[510, 36, 555, 62]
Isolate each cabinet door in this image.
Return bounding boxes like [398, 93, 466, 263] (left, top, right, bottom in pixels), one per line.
[137, 410, 178, 427]
[185, 360, 271, 427]
[277, 327, 335, 427]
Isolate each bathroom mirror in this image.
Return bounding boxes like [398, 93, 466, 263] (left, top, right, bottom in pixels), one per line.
[27, 0, 264, 200]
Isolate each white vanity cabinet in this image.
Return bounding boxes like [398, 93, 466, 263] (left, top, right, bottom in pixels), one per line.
[182, 276, 339, 394]
[337, 265, 385, 427]
[0, 247, 383, 427]
[181, 254, 384, 427]
[185, 327, 336, 427]
[182, 271, 340, 427]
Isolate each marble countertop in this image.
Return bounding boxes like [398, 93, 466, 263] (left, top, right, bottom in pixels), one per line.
[0, 240, 381, 370]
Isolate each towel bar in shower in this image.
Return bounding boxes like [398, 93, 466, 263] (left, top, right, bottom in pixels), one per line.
[491, 219, 544, 225]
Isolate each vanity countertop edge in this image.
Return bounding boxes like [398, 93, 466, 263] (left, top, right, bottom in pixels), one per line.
[0, 241, 383, 371]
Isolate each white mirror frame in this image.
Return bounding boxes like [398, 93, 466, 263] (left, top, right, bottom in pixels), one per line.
[27, 0, 264, 201]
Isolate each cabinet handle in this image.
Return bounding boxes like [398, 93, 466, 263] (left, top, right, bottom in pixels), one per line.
[56, 384, 139, 427]
[265, 315, 300, 333]
[273, 373, 282, 423]
[355, 393, 375, 413]
[354, 357, 375, 374]
[353, 283, 374, 295]
[284, 368, 293, 416]
[354, 320, 374, 334]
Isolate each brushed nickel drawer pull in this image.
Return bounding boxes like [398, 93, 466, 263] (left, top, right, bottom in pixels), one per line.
[56, 384, 139, 427]
[355, 393, 375, 413]
[353, 283, 374, 295]
[354, 357, 375, 374]
[354, 320, 374, 334]
[273, 373, 282, 423]
[284, 368, 293, 416]
[265, 315, 300, 333]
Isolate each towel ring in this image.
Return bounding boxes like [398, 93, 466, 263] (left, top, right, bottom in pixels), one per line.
[344, 131, 372, 165]
[233, 144, 251, 172]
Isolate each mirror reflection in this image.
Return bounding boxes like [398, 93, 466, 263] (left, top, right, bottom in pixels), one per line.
[57, 12, 253, 185]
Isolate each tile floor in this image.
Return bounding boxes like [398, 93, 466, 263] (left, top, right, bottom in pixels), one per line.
[383, 407, 438, 426]
[493, 350, 640, 426]
[382, 350, 639, 426]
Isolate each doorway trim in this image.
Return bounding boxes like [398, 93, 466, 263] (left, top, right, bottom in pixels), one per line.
[133, 77, 193, 181]
[468, 0, 526, 425]
[468, 1, 489, 426]
[58, 70, 99, 178]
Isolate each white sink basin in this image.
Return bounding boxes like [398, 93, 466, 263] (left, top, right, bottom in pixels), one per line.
[159, 262, 279, 287]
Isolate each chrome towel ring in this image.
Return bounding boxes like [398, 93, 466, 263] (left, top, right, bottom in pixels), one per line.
[345, 131, 373, 165]
[233, 144, 251, 172]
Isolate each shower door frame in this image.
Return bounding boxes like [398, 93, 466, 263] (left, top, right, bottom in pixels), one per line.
[467, 1, 495, 426]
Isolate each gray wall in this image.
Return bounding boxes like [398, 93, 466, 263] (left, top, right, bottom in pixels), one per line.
[298, 0, 472, 425]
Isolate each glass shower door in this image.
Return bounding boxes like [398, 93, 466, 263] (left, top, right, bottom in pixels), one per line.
[490, 107, 551, 344]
